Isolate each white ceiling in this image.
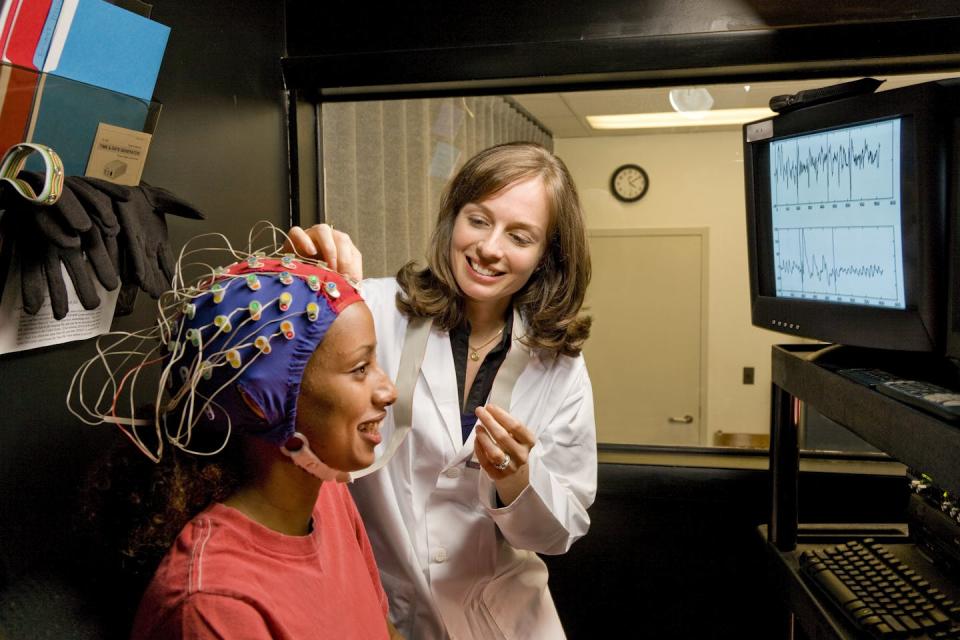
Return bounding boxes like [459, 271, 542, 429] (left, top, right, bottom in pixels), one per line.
[511, 71, 960, 138]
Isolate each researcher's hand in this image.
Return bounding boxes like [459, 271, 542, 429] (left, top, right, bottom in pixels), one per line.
[285, 224, 363, 283]
[474, 404, 537, 506]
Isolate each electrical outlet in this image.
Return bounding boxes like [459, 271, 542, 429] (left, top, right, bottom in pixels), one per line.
[743, 367, 755, 384]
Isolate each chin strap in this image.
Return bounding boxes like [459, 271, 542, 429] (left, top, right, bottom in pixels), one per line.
[347, 306, 529, 482]
[347, 315, 432, 482]
[279, 315, 435, 484]
[280, 432, 343, 481]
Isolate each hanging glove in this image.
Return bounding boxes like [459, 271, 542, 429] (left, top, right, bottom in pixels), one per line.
[4, 174, 121, 319]
[25, 173, 122, 297]
[67, 175, 122, 279]
[74, 178, 204, 299]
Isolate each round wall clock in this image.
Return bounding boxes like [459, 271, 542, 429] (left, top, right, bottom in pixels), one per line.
[610, 164, 649, 203]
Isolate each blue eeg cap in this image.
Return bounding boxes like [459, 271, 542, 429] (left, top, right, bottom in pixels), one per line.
[168, 257, 363, 445]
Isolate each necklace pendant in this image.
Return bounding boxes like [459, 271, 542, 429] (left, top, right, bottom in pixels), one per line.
[467, 325, 503, 363]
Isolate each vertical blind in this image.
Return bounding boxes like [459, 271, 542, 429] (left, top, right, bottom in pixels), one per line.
[321, 96, 553, 277]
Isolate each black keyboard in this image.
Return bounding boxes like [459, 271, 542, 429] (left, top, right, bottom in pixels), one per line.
[800, 538, 960, 638]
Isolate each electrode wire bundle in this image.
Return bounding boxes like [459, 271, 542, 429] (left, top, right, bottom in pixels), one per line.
[67, 221, 343, 463]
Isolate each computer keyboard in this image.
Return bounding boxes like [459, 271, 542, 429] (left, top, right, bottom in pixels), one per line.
[799, 538, 960, 638]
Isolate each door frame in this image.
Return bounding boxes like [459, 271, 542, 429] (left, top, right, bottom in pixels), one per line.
[588, 227, 710, 445]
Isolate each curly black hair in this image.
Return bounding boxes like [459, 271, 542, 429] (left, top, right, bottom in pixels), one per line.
[75, 429, 245, 636]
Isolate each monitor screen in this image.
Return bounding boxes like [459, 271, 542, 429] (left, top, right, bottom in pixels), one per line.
[744, 80, 953, 352]
[769, 117, 906, 310]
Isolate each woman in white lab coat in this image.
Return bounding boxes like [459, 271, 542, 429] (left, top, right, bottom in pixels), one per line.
[289, 141, 597, 639]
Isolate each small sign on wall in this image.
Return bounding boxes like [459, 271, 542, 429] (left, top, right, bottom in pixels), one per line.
[85, 122, 152, 186]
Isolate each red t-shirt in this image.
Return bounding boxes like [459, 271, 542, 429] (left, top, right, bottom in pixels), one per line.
[130, 482, 389, 639]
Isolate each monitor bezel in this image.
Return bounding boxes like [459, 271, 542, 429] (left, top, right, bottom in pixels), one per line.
[744, 81, 949, 352]
[946, 112, 960, 360]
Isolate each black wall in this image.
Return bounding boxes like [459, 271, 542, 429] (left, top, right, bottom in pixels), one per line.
[0, 1, 288, 637]
[283, 1, 960, 97]
[287, 1, 960, 54]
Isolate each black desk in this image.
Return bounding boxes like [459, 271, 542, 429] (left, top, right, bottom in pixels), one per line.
[766, 344, 960, 638]
[758, 523, 960, 639]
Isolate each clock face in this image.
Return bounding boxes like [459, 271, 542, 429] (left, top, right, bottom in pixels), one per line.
[611, 164, 649, 202]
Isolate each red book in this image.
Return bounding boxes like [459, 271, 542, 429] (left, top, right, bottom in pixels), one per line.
[0, 1, 22, 56]
[3, 0, 54, 69]
[0, 65, 39, 156]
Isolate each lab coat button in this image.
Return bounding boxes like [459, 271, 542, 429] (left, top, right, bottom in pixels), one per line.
[444, 467, 461, 479]
[433, 548, 448, 563]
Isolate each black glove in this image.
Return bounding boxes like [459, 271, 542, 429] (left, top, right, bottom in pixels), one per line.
[67, 176, 122, 280]
[4, 175, 121, 319]
[77, 179, 204, 299]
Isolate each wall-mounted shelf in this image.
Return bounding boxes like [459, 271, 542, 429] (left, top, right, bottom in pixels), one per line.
[772, 344, 960, 503]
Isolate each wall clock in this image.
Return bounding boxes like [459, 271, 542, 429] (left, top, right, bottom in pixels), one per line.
[610, 164, 649, 203]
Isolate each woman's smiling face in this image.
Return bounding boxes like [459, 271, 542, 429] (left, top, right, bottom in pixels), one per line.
[448, 176, 550, 313]
[294, 302, 397, 471]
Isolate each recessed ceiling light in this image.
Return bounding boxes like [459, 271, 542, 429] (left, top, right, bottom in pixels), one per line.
[668, 87, 714, 112]
[586, 107, 776, 130]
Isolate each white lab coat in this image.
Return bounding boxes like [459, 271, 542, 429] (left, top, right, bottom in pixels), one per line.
[351, 278, 598, 640]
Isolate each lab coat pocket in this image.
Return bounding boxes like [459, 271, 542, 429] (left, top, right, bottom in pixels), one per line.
[479, 549, 563, 639]
[380, 568, 417, 638]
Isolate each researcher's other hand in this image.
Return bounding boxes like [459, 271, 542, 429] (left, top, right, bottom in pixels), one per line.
[474, 404, 537, 505]
[285, 224, 363, 283]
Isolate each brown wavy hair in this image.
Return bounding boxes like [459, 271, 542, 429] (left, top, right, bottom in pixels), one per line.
[396, 142, 591, 356]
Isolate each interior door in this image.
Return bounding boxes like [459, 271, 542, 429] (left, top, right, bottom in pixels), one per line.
[583, 229, 706, 446]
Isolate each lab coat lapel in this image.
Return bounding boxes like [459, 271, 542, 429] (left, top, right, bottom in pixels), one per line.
[419, 325, 463, 451]
[497, 309, 539, 412]
[508, 350, 542, 415]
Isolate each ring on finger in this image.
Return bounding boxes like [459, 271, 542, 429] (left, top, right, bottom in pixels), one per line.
[493, 453, 511, 471]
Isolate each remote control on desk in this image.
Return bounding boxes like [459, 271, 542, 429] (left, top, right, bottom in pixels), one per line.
[876, 380, 960, 422]
[837, 368, 906, 387]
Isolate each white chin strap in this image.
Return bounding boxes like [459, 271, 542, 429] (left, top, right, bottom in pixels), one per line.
[347, 307, 527, 483]
[280, 432, 343, 481]
[346, 315, 433, 482]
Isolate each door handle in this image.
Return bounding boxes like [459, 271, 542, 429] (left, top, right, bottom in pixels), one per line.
[668, 414, 694, 424]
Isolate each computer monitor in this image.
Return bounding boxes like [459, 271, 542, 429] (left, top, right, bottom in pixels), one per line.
[743, 80, 955, 352]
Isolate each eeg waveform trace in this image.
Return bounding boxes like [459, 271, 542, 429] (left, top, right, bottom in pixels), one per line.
[770, 118, 906, 308]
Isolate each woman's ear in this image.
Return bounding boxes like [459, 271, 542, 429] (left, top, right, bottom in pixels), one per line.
[239, 388, 267, 420]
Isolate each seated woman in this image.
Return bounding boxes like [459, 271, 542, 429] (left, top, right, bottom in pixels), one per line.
[72, 232, 400, 639]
